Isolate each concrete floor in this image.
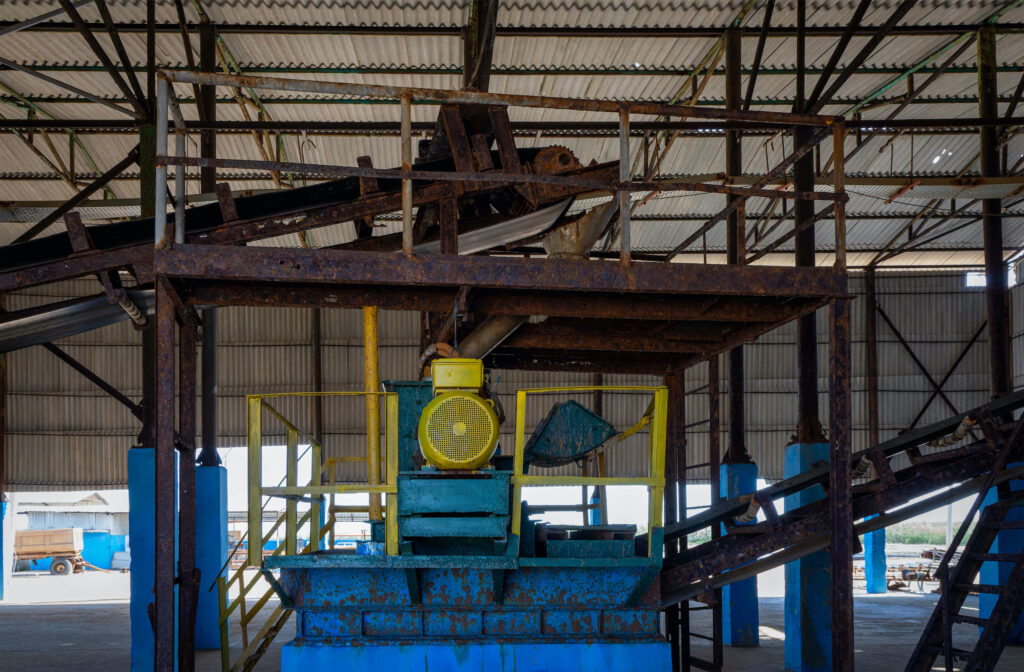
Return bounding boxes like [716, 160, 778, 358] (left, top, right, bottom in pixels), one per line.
[1, 571, 1022, 671]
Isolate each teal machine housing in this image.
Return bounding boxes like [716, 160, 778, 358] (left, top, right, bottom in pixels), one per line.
[270, 378, 671, 671]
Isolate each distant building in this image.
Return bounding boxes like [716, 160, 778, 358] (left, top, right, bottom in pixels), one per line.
[15, 492, 129, 570]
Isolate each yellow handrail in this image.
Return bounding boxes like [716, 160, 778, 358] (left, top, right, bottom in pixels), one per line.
[510, 385, 668, 557]
[246, 391, 400, 564]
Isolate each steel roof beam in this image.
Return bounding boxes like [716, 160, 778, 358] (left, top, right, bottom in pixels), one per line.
[3, 21, 1023, 37]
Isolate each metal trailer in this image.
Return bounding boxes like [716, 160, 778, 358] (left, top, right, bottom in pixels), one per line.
[14, 528, 86, 575]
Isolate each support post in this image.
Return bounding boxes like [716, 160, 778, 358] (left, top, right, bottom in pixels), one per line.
[400, 93, 413, 256]
[863, 269, 886, 594]
[364, 306, 382, 520]
[721, 26, 758, 649]
[979, 25, 1009, 400]
[976, 24, 1023, 645]
[784, 440, 832, 672]
[707, 355, 724, 669]
[177, 318, 197, 672]
[0, 296, 8, 602]
[198, 309, 219, 466]
[198, 16, 216, 195]
[154, 278, 178, 672]
[619, 108, 631, 266]
[828, 297, 854, 672]
[664, 372, 686, 668]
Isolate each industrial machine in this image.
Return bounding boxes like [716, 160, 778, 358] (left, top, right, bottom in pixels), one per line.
[256, 358, 671, 671]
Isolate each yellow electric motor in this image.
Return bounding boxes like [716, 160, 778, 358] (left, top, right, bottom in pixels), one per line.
[418, 359, 500, 470]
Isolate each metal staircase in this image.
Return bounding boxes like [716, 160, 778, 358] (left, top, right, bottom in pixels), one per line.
[905, 492, 1024, 672]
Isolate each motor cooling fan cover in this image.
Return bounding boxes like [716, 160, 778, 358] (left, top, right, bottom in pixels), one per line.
[418, 391, 500, 470]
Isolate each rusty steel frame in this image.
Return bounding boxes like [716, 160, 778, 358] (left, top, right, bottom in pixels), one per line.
[82, 67, 854, 672]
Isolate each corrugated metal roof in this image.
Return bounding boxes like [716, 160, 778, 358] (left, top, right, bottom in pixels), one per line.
[0, 0, 1020, 258]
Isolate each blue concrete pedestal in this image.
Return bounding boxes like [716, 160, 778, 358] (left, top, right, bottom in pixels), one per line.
[979, 464, 1024, 644]
[282, 641, 669, 671]
[129, 448, 178, 671]
[784, 442, 831, 672]
[864, 515, 887, 594]
[195, 465, 228, 650]
[720, 462, 759, 647]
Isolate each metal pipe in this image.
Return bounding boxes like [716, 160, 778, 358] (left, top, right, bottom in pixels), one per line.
[400, 93, 413, 256]
[363, 306, 382, 520]
[154, 77, 169, 248]
[170, 90, 186, 244]
[0, 0, 94, 38]
[457, 315, 526, 359]
[618, 108, 631, 265]
[979, 26, 1010, 399]
[163, 70, 834, 127]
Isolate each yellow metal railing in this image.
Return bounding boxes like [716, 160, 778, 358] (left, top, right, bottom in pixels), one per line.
[509, 386, 668, 557]
[245, 390, 400, 564]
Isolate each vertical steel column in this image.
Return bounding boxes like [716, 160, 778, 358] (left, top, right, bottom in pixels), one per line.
[619, 108, 631, 265]
[829, 297, 854, 671]
[197, 20, 219, 468]
[312, 308, 324, 447]
[707, 356, 724, 670]
[138, 0, 156, 222]
[198, 17, 216, 195]
[794, 0, 823, 443]
[400, 93, 413, 256]
[592, 374, 608, 524]
[664, 372, 684, 669]
[154, 280, 177, 672]
[979, 26, 1010, 399]
[364, 306, 382, 519]
[724, 25, 748, 465]
[198, 309, 218, 466]
[177, 321, 197, 672]
[865, 268, 880, 447]
[0, 294, 5, 500]
[154, 78, 169, 249]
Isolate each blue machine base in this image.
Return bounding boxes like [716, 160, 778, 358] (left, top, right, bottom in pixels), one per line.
[281, 639, 671, 671]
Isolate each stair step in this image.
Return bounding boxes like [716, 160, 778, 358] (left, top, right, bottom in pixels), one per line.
[952, 613, 988, 626]
[923, 645, 971, 661]
[953, 583, 1004, 594]
[967, 552, 1024, 563]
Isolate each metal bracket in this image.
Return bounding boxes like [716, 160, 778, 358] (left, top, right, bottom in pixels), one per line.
[214, 182, 240, 225]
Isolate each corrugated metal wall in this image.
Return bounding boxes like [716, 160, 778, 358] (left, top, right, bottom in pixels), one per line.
[3, 271, 1005, 490]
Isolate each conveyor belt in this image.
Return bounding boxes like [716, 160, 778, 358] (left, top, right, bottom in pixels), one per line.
[660, 387, 1024, 543]
[1, 148, 549, 273]
[658, 390, 1024, 607]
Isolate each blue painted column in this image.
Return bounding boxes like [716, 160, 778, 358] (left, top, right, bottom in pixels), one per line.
[784, 442, 831, 672]
[864, 515, 887, 594]
[129, 448, 157, 671]
[720, 462, 759, 646]
[1, 498, 12, 601]
[979, 464, 1024, 643]
[195, 465, 228, 649]
[129, 448, 178, 670]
